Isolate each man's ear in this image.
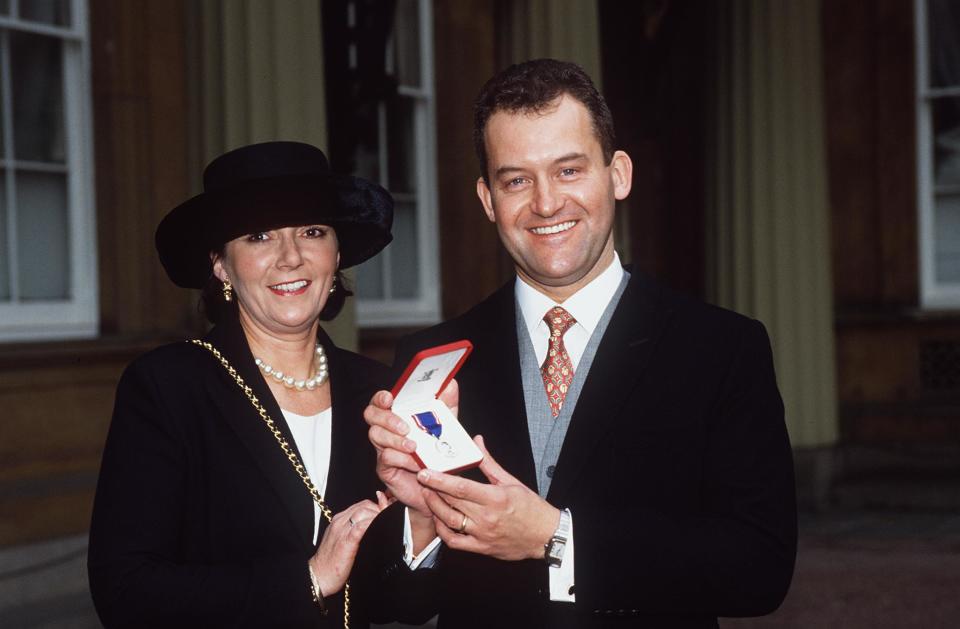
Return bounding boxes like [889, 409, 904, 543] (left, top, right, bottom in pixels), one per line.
[476, 177, 496, 223]
[610, 150, 633, 201]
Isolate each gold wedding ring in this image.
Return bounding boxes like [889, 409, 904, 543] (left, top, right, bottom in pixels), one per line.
[456, 513, 469, 534]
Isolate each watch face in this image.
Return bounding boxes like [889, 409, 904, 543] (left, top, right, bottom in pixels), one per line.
[545, 537, 566, 566]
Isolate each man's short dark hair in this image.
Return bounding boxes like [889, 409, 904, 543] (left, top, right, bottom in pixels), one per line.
[473, 58, 616, 182]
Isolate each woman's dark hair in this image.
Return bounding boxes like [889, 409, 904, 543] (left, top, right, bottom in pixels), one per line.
[199, 247, 353, 325]
[473, 58, 616, 182]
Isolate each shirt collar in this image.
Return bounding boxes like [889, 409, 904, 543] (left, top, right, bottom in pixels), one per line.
[515, 251, 624, 338]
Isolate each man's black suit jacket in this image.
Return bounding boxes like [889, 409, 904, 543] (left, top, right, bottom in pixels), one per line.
[88, 314, 415, 628]
[393, 270, 797, 629]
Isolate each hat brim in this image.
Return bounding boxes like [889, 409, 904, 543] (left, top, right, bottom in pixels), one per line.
[156, 173, 393, 288]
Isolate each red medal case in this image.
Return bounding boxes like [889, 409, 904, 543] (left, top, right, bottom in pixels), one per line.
[390, 340, 483, 473]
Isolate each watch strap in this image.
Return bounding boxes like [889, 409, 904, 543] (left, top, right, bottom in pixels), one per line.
[544, 508, 572, 567]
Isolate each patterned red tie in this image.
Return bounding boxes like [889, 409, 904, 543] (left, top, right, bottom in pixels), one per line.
[541, 306, 576, 417]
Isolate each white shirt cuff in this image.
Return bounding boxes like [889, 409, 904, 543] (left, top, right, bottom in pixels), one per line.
[403, 507, 442, 570]
[548, 509, 576, 602]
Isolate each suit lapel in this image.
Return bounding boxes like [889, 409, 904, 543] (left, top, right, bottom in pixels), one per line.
[202, 317, 315, 547]
[462, 282, 539, 490]
[546, 271, 674, 505]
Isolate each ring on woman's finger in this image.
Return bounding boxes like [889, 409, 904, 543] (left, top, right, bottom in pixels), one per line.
[455, 513, 469, 534]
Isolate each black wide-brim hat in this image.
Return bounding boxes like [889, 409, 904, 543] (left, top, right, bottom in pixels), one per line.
[156, 141, 393, 289]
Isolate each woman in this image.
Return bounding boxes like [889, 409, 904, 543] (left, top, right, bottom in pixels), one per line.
[89, 142, 411, 628]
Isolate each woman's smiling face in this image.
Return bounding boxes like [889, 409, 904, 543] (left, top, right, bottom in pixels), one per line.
[213, 224, 339, 337]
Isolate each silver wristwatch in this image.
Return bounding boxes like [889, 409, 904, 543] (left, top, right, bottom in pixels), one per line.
[544, 508, 572, 567]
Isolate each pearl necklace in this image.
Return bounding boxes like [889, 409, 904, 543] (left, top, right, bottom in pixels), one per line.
[254, 343, 329, 392]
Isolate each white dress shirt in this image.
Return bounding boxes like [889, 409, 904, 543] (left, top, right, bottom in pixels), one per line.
[282, 407, 333, 545]
[515, 251, 625, 370]
[403, 252, 625, 603]
[514, 251, 624, 602]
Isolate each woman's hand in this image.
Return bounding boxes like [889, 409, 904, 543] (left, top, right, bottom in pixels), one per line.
[308, 495, 388, 597]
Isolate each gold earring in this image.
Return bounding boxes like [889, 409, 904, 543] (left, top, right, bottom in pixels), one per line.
[222, 280, 233, 302]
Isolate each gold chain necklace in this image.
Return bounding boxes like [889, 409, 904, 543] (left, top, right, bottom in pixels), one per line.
[189, 339, 350, 629]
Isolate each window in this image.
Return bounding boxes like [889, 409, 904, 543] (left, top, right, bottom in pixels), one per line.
[917, 0, 960, 307]
[0, 0, 96, 341]
[352, 0, 440, 327]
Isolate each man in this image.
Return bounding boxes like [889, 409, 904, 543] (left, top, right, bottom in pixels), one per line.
[365, 59, 797, 628]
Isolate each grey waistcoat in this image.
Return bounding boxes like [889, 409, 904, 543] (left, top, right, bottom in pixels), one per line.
[516, 272, 629, 497]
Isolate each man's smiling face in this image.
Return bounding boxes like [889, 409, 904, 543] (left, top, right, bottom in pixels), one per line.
[476, 95, 632, 301]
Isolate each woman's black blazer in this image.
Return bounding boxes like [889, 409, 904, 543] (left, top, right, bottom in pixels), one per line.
[88, 315, 409, 628]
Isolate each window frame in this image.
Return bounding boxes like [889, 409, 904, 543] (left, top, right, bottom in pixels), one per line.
[917, 0, 960, 307]
[0, 0, 97, 342]
[355, 0, 441, 328]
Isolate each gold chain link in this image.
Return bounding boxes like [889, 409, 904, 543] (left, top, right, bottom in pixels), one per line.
[190, 339, 350, 629]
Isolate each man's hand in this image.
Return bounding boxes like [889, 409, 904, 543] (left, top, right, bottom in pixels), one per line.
[364, 389, 429, 514]
[417, 435, 560, 561]
[363, 379, 460, 514]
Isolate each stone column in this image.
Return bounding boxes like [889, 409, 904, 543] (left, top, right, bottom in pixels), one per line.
[496, 0, 602, 87]
[708, 1, 838, 456]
